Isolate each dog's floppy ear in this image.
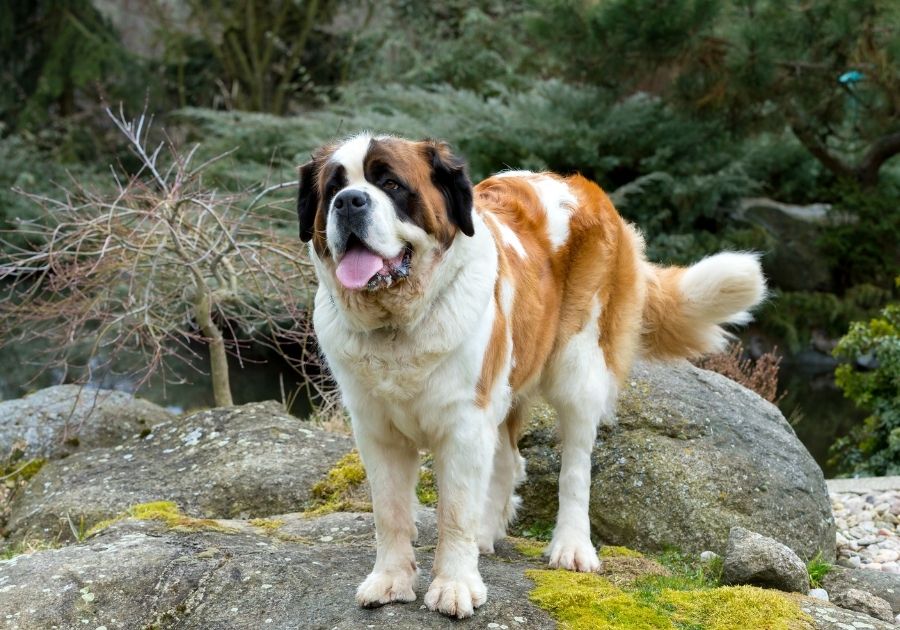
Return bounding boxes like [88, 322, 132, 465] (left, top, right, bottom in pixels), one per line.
[426, 140, 474, 237]
[297, 158, 321, 243]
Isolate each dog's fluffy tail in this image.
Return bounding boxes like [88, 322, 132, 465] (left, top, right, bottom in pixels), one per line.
[641, 252, 766, 359]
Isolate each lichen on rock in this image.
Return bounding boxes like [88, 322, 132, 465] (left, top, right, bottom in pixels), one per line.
[86, 501, 235, 538]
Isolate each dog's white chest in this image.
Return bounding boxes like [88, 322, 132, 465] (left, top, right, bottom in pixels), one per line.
[336, 340, 446, 401]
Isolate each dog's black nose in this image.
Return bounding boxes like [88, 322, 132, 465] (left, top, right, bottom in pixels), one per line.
[333, 189, 370, 213]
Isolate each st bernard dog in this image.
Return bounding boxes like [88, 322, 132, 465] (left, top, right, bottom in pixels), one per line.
[297, 134, 765, 618]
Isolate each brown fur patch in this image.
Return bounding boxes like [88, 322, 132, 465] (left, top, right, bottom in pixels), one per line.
[471, 173, 653, 400]
[475, 177, 564, 399]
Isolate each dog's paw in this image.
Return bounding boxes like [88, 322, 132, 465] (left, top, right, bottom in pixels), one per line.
[355, 570, 417, 608]
[547, 534, 601, 573]
[424, 573, 487, 619]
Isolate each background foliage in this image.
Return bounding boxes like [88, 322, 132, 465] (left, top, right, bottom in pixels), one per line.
[1, 0, 898, 473]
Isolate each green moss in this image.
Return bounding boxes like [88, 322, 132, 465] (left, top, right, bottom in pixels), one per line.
[304, 451, 371, 516]
[249, 518, 285, 532]
[85, 501, 235, 538]
[528, 570, 671, 629]
[527, 569, 813, 630]
[511, 537, 546, 558]
[15, 458, 46, 481]
[416, 466, 438, 507]
[600, 545, 645, 558]
[305, 450, 440, 515]
[661, 586, 811, 630]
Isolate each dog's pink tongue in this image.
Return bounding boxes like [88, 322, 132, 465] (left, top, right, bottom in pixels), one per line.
[336, 244, 384, 290]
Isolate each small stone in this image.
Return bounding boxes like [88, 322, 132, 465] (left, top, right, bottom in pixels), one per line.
[838, 555, 861, 570]
[700, 550, 720, 563]
[721, 527, 809, 594]
[831, 588, 893, 622]
[808, 588, 829, 601]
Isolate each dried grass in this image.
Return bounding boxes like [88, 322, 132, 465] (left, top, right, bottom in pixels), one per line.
[694, 343, 784, 403]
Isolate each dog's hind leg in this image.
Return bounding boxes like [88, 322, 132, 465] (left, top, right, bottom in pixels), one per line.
[541, 297, 617, 572]
[478, 403, 527, 554]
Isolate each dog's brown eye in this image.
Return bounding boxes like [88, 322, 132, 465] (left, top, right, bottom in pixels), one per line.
[382, 179, 400, 191]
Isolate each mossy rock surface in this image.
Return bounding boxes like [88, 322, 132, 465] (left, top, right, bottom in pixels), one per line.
[6, 401, 353, 542]
[518, 360, 835, 561]
[0, 510, 891, 629]
[0, 511, 551, 629]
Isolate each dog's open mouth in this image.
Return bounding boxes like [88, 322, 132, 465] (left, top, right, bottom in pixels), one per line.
[335, 235, 412, 291]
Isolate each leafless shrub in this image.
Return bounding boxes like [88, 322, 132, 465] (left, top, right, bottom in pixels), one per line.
[0, 106, 338, 410]
[694, 343, 784, 403]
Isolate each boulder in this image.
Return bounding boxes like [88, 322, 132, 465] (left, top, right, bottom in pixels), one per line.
[0, 512, 553, 630]
[721, 527, 810, 594]
[517, 360, 835, 560]
[830, 588, 894, 623]
[0, 511, 888, 630]
[6, 401, 353, 541]
[822, 566, 900, 614]
[0, 385, 172, 459]
[733, 197, 834, 291]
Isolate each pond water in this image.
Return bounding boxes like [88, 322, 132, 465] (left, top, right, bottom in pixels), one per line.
[776, 355, 865, 478]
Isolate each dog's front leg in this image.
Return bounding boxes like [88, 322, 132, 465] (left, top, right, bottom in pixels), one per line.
[353, 421, 420, 608]
[425, 420, 495, 619]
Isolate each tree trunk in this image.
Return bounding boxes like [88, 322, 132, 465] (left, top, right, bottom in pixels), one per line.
[194, 292, 234, 407]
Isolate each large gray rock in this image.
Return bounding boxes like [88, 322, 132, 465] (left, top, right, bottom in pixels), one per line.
[0, 511, 888, 630]
[0, 512, 552, 629]
[0, 385, 173, 458]
[830, 588, 894, 623]
[6, 401, 353, 541]
[721, 526, 810, 594]
[822, 566, 900, 614]
[517, 360, 835, 560]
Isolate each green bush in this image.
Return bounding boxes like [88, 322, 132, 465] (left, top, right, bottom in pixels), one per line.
[830, 284, 900, 476]
[178, 82, 764, 265]
[818, 181, 900, 289]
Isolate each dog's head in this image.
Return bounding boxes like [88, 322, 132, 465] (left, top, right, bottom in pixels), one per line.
[297, 134, 473, 299]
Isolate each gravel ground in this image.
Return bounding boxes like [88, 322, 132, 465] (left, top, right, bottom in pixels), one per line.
[831, 489, 900, 573]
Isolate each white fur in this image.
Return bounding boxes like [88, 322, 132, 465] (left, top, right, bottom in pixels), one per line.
[490, 172, 576, 249]
[494, 169, 534, 178]
[541, 297, 615, 572]
[678, 252, 766, 351]
[327, 132, 407, 261]
[529, 176, 576, 249]
[497, 220, 527, 259]
[314, 209, 500, 617]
